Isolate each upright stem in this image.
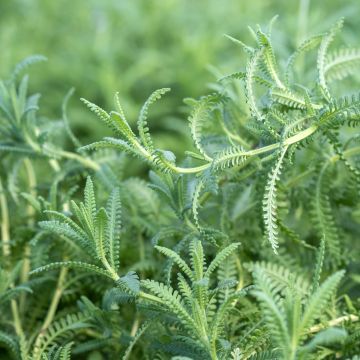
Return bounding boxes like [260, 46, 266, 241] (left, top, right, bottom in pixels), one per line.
[0, 177, 24, 337]
[33, 266, 68, 358]
[130, 317, 140, 337]
[10, 300, 24, 338]
[210, 345, 219, 360]
[0, 177, 10, 257]
[20, 158, 37, 312]
[42, 266, 68, 331]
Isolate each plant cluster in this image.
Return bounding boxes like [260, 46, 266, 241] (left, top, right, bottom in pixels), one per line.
[0, 18, 360, 360]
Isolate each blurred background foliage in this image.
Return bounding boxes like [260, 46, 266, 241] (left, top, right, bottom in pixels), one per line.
[0, 0, 359, 155]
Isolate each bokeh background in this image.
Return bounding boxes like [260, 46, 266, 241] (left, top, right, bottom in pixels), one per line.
[1, 0, 359, 151]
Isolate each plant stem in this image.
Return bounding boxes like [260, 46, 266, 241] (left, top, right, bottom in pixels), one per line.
[210, 344, 219, 360]
[33, 265, 68, 357]
[138, 291, 164, 305]
[130, 317, 140, 337]
[45, 147, 100, 171]
[308, 314, 359, 333]
[48, 158, 61, 172]
[235, 256, 244, 291]
[172, 125, 318, 174]
[336, 145, 360, 161]
[0, 177, 25, 337]
[0, 177, 10, 257]
[20, 158, 37, 312]
[57, 149, 101, 171]
[10, 300, 24, 338]
[285, 145, 360, 187]
[42, 266, 68, 331]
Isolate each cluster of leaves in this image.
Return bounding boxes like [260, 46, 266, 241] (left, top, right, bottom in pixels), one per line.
[0, 17, 360, 360]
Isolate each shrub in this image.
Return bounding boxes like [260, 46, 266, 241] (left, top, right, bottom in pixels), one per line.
[0, 17, 359, 360]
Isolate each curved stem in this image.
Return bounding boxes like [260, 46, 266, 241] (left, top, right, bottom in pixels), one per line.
[171, 125, 318, 174]
[187, 132, 360, 223]
[44, 146, 100, 171]
[56, 149, 101, 171]
[172, 162, 212, 174]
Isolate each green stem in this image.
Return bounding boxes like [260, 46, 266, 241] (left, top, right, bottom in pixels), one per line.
[20, 158, 37, 312]
[0, 177, 10, 257]
[172, 125, 318, 174]
[337, 145, 360, 161]
[102, 259, 121, 282]
[130, 317, 140, 337]
[189, 132, 360, 224]
[10, 300, 24, 338]
[138, 291, 164, 305]
[285, 168, 314, 188]
[0, 178, 25, 338]
[285, 145, 360, 187]
[33, 266, 68, 359]
[220, 121, 251, 149]
[42, 266, 68, 330]
[210, 344, 219, 360]
[168, 162, 211, 174]
[49, 148, 100, 171]
[308, 314, 358, 333]
[48, 158, 61, 172]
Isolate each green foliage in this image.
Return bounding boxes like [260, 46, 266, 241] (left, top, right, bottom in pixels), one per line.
[0, 12, 360, 360]
[262, 146, 288, 253]
[140, 239, 244, 359]
[31, 177, 139, 294]
[33, 314, 89, 360]
[252, 257, 346, 359]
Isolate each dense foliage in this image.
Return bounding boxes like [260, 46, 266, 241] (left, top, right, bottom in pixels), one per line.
[1, 10, 360, 360]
